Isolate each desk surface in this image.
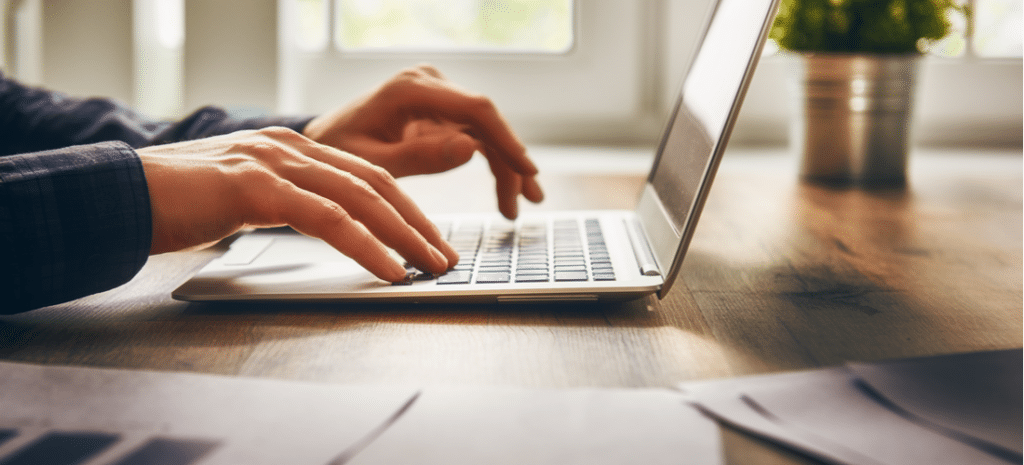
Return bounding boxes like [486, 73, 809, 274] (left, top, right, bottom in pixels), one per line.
[1, 147, 1020, 389]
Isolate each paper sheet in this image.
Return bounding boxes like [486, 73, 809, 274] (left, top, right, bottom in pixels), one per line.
[679, 350, 1022, 465]
[849, 349, 1022, 458]
[351, 386, 720, 465]
[0, 361, 422, 464]
[0, 361, 718, 465]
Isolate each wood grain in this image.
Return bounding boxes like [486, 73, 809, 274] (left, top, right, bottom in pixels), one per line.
[0, 147, 1019, 392]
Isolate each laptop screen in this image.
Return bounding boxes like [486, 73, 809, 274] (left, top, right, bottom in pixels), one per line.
[641, 0, 779, 296]
[650, 0, 778, 233]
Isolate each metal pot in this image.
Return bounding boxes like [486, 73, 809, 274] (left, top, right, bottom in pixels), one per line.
[791, 53, 920, 187]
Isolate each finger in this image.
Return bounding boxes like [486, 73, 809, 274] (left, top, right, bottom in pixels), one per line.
[414, 63, 445, 79]
[522, 174, 544, 203]
[483, 151, 523, 220]
[263, 131, 459, 267]
[344, 120, 478, 177]
[261, 180, 409, 282]
[388, 74, 538, 177]
[341, 164, 460, 267]
[292, 168, 451, 274]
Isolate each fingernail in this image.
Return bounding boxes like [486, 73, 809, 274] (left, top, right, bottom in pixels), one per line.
[429, 245, 448, 271]
[446, 249, 461, 268]
[387, 260, 408, 282]
[439, 242, 459, 266]
[506, 200, 519, 220]
[527, 181, 544, 203]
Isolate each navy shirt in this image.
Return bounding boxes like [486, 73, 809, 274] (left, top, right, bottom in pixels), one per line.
[0, 73, 311, 313]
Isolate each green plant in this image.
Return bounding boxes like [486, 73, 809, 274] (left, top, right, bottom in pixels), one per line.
[770, 0, 968, 54]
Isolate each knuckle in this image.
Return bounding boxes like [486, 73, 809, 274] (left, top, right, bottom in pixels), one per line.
[467, 94, 496, 114]
[347, 176, 378, 201]
[364, 164, 397, 187]
[385, 70, 429, 96]
[218, 153, 257, 168]
[397, 66, 427, 79]
[258, 126, 300, 139]
[416, 63, 441, 75]
[322, 202, 353, 226]
[230, 138, 280, 159]
[236, 162, 279, 186]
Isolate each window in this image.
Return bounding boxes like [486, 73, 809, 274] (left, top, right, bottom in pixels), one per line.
[917, 0, 1023, 58]
[11, 0, 1013, 147]
[133, 0, 185, 118]
[289, 0, 574, 53]
[281, 0, 1019, 146]
[278, 0, 652, 143]
[336, 0, 573, 53]
[973, 0, 1023, 57]
[736, 0, 1022, 146]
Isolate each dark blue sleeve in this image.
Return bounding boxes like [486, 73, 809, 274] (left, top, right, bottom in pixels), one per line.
[0, 142, 151, 313]
[0, 73, 313, 155]
[0, 72, 314, 313]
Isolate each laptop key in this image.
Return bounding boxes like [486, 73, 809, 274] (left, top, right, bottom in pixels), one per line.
[554, 271, 589, 282]
[479, 266, 511, 273]
[476, 272, 511, 283]
[554, 264, 587, 272]
[437, 271, 472, 284]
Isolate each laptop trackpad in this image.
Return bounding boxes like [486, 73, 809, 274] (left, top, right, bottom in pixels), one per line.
[179, 230, 388, 298]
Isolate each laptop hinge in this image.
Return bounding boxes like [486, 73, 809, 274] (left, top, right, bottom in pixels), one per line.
[625, 218, 661, 277]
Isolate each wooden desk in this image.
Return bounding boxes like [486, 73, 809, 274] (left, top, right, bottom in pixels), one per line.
[1, 146, 1020, 386]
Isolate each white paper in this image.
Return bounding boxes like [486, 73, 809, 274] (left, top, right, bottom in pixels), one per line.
[0, 361, 719, 465]
[351, 386, 721, 465]
[849, 349, 1022, 458]
[681, 370, 885, 465]
[0, 361, 421, 464]
[680, 354, 1018, 465]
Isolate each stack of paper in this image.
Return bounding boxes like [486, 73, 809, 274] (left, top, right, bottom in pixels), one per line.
[679, 349, 1022, 465]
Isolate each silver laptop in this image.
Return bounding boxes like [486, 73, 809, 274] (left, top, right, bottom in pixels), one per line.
[173, 0, 780, 304]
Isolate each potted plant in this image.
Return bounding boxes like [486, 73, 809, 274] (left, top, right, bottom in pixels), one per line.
[770, 0, 968, 186]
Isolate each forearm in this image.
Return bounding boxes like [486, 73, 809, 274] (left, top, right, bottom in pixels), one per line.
[0, 141, 151, 313]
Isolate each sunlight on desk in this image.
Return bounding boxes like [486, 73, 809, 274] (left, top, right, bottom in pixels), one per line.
[2, 146, 1017, 390]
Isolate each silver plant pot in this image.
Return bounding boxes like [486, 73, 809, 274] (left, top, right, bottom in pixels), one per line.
[791, 53, 920, 187]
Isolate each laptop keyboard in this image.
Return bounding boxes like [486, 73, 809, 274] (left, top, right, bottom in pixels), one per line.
[425, 218, 616, 285]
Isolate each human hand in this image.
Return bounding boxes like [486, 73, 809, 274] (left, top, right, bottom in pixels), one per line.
[138, 127, 458, 282]
[303, 65, 544, 219]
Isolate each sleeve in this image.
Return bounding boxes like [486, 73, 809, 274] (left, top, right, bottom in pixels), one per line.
[0, 142, 151, 313]
[0, 72, 314, 313]
[0, 72, 313, 155]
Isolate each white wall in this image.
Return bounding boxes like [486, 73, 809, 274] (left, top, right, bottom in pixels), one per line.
[38, 0, 133, 103]
[183, 0, 277, 114]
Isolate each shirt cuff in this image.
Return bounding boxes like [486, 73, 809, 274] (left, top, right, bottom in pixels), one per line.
[0, 141, 151, 313]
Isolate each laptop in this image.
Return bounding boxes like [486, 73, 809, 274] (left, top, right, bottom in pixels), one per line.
[173, 0, 781, 304]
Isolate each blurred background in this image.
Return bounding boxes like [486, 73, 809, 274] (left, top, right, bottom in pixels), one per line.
[1, 0, 1020, 148]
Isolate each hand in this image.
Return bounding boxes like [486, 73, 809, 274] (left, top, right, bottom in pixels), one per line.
[137, 127, 458, 282]
[303, 65, 544, 219]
